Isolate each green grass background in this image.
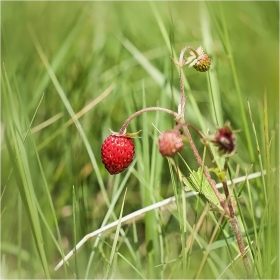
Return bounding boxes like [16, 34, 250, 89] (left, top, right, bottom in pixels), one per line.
[1, 1, 279, 279]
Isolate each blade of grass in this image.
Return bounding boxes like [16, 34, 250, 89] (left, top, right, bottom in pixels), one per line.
[104, 188, 128, 278]
[247, 99, 267, 202]
[29, 9, 88, 109]
[3, 66, 51, 278]
[223, 244, 255, 279]
[140, 82, 157, 278]
[150, 111, 165, 278]
[30, 135, 69, 275]
[17, 193, 22, 278]
[200, 2, 223, 127]
[167, 159, 187, 275]
[29, 29, 133, 277]
[14, 58, 72, 276]
[29, 28, 110, 209]
[117, 251, 147, 279]
[172, 155, 244, 277]
[72, 186, 79, 279]
[262, 90, 278, 278]
[36, 83, 115, 151]
[150, 2, 211, 132]
[132, 221, 143, 272]
[3, 78, 67, 276]
[117, 33, 207, 129]
[211, 3, 255, 162]
[84, 161, 137, 278]
[29, 32, 134, 276]
[54, 168, 265, 271]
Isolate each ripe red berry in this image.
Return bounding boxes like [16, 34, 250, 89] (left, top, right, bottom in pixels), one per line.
[158, 130, 184, 157]
[101, 135, 135, 175]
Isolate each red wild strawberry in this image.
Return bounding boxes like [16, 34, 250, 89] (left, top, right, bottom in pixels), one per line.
[101, 134, 135, 175]
[158, 130, 184, 157]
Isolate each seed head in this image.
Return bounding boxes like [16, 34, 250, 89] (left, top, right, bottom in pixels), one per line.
[178, 46, 211, 72]
[208, 124, 236, 155]
[192, 53, 211, 72]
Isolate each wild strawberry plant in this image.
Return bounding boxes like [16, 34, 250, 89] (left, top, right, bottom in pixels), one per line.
[100, 45, 251, 277]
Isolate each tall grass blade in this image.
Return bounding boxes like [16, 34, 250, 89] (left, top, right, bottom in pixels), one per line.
[3, 66, 51, 278]
[104, 188, 128, 278]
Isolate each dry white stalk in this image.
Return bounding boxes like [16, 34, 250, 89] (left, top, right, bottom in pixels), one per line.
[54, 170, 266, 271]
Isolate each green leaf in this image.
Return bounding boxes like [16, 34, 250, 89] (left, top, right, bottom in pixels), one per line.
[183, 167, 225, 214]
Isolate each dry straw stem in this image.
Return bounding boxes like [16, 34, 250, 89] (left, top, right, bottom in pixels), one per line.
[54, 170, 265, 271]
[30, 83, 115, 135]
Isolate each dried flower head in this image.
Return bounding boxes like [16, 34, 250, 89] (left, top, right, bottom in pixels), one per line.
[208, 123, 236, 155]
[185, 46, 211, 72]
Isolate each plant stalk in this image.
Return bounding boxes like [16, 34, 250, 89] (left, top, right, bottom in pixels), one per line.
[223, 159, 251, 278]
[176, 52, 229, 216]
[177, 48, 251, 277]
[181, 124, 230, 216]
[118, 106, 179, 135]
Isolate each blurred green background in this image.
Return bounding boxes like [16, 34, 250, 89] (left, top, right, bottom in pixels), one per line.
[1, 1, 279, 279]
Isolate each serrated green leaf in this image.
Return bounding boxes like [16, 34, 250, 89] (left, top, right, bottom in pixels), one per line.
[183, 167, 225, 214]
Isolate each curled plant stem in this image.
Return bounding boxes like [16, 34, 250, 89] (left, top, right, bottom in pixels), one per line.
[177, 45, 199, 67]
[178, 46, 188, 117]
[178, 45, 190, 65]
[176, 45, 195, 119]
[118, 107, 179, 135]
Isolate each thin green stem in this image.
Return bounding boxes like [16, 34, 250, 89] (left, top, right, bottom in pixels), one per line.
[177, 45, 195, 120]
[218, 3, 255, 162]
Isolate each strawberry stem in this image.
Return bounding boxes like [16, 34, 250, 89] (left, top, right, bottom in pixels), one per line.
[118, 107, 179, 135]
[177, 45, 198, 67]
[175, 45, 251, 277]
[181, 123, 230, 216]
[173, 45, 198, 121]
[222, 159, 251, 277]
